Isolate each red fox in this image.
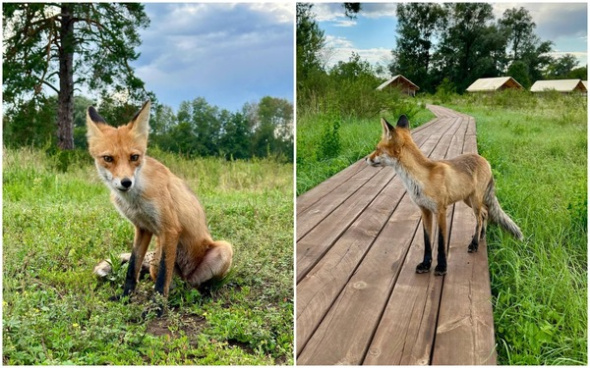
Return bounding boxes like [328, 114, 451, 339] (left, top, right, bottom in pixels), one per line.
[366, 115, 523, 275]
[86, 101, 233, 309]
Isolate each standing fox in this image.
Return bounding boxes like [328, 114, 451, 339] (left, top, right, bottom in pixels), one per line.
[87, 100, 233, 308]
[366, 115, 522, 276]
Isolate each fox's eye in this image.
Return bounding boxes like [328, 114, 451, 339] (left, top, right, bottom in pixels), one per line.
[103, 156, 114, 163]
[130, 154, 140, 162]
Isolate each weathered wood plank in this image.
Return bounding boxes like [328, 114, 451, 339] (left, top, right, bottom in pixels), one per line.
[297, 194, 422, 365]
[296, 167, 393, 281]
[295, 173, 407, 355]
[297, 160, 370, 215]
[430, 202, 497, 365]
[296, 165, 381, 240]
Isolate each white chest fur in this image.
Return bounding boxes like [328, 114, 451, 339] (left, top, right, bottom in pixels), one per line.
[113, 191, 161, 234]
[391, 159, 437, 212]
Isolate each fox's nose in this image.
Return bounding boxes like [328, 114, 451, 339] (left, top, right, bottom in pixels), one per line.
[121, 178, 132, 188]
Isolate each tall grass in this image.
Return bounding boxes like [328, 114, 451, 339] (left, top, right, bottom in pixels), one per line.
[296, 105, 434, 195]
[3, 148, 294, 365]
[445, 92, 587, 365]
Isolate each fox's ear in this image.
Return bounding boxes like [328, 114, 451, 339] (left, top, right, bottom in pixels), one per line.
[381, 117, 394, 138]
[130, 100, 151, 139]
[86, 106, 106, 139]
[396, 115, 409, 129]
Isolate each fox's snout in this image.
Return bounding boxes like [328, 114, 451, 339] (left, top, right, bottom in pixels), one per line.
[366, 152, 382, 167]
[115, 176, 134, 192]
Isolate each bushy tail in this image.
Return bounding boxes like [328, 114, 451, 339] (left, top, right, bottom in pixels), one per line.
[484, 179, 524, 240]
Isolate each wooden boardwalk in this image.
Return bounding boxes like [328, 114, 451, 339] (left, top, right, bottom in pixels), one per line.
[296, 105, 496, 365]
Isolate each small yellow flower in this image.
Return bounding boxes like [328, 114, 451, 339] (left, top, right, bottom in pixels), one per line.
[32, 308, 40, 313]
[72, 323, 80, 328]
[2, 301, 7, 307]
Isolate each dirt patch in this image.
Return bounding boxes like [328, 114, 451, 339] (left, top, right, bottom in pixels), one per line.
[146, 314, 207, 341]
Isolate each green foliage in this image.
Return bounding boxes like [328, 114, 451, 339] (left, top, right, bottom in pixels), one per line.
[297, 107, 434, 195]
[507, 60, 532, 89]
[3, 3, 151, 149]
[390, 3, 446, 94]
[3, 96, 57, 148]
[296, 3, 325, 82]
[318, 119, 341, 160]
[385, 4, 554, 94]
[3, 148, 293, 365]
[545, 54, 581, 79]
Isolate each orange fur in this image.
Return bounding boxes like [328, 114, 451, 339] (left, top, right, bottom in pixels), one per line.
[367, 116, 522, 275]
[87, 101, 233, 299]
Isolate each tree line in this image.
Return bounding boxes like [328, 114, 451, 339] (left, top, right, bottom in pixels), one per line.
[391, 3, 586, 93]
[297, 2, 587, 104]
[3, 3, 293, 162]
[3, 94, 293, 161]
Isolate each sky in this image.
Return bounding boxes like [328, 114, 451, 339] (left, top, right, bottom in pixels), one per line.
[312, 2, 588, 72]
[131, 3, 294, 113]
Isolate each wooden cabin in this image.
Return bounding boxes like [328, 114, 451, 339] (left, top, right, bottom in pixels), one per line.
[376, 75, 420, 96]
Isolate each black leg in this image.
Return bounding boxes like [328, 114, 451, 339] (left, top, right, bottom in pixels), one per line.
[154, 250, 167, 295]
[434, 208, 448, 276]
[416, 226, 432, 273]
[468, 233, 479, 253]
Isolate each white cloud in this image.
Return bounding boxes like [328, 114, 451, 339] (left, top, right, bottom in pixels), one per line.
[492, 3, 587, 39]
[132, 3, 294, 111]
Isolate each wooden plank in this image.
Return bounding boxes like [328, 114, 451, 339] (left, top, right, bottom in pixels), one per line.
[297, 194, 423, 365]
[296, 174, 407, 355]
[431, 202, 497, 365]
[296, 167, 394, 281]
[296, 166, 381, 240]
[363, 206, 455, 365]
[297, 160, 369, 215]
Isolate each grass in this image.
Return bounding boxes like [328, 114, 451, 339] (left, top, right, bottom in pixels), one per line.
[444, 92, 587, 365]
[3, 147, 294, 365]
[296, 106, 435, 195]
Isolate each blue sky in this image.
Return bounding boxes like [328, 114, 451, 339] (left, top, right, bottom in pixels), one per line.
[312, 3, 588, 73]
[131, 3, 294, 113]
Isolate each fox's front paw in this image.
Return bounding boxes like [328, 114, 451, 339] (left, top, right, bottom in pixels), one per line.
[434, 264, 447, 276]
[416, 262, 431, 274]
[468, 240, 479, 253]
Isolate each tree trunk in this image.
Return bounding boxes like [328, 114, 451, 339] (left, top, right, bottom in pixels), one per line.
[57, 3, 75, 150]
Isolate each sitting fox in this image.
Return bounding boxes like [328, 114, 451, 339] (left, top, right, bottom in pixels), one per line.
[87, 101, 233, 308]
[366, 115, 522, 275]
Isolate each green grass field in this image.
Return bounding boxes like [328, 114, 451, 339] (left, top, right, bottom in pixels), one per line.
[296, 92, 587, 364]
[3, 148, 294, 365]
[448, 93, 587, 365]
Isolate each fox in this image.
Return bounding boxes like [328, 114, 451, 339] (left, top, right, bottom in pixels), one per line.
[86, 100, 233, 311]
[366, 115, 523, 276]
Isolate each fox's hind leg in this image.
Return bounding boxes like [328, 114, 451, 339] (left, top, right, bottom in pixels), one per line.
[467, 196, 484, 253]
[187, 240, 233, 286]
